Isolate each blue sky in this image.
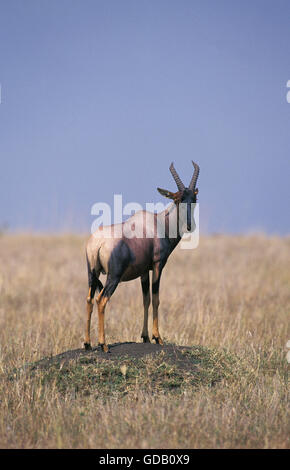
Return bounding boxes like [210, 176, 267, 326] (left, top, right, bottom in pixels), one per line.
[0, 0, 289, 233]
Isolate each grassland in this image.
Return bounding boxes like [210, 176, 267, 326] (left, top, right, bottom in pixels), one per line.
[0, 233, 289, 448]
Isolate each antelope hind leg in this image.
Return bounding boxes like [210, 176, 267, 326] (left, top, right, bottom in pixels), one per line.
[84, 288, 94, 350]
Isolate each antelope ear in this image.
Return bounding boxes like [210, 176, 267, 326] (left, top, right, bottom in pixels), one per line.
[157, 188, 175, 199]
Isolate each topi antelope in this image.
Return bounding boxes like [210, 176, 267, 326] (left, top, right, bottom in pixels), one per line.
[85, 161, 200, 352]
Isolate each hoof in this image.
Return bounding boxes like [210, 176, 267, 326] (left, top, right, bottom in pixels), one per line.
[152, 335, 164, 346]
[84, 342, 92, 351]
[99, 343, 109, 353]
[141, 335, 151, 343]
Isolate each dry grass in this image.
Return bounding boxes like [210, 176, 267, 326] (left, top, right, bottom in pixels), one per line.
[0, 233, 289, 448]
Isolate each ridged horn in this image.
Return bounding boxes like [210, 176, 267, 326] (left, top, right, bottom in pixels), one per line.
[169, 162, 185, 192]
[188, 161, 200, 191]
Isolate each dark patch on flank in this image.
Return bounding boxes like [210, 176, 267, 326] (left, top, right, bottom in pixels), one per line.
[98, 240, 136, 299]
[108, 240, 135, 279]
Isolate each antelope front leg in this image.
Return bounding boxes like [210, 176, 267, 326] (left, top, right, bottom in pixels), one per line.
[141, 272, 151, 343]
[152, 263, 164, 345]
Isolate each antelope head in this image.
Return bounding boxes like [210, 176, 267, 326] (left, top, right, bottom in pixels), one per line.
[157, 161, 200, 232]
